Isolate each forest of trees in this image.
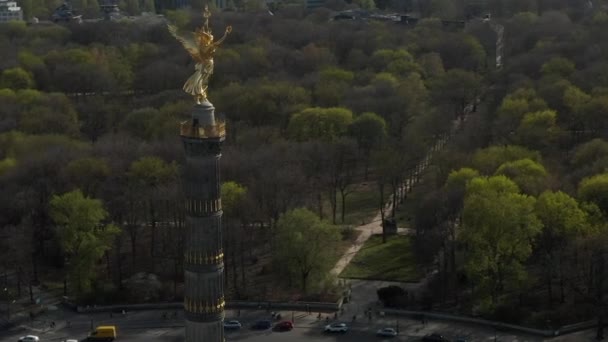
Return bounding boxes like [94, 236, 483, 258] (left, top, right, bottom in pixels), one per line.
[3, 0, 608, 332]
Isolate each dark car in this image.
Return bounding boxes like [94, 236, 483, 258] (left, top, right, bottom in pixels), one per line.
[422, 333, 449, 342]
[275, 320, 294, 331]
[251, 320, 272, 330]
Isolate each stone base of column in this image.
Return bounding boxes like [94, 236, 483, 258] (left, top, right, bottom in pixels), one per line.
[186, 320, 225, 342]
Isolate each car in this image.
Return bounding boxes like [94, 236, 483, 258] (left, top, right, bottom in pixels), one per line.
[324, 322, 348, 333]
[376, 327, 398, 337]
[422, 333, 450, 342]
[275, 320, 294, 331]
[251, 320, 272, 330]
[223, 320, 242, 330]
[18, 336, 39, 342]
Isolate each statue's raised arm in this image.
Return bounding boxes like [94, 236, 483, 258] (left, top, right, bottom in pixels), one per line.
[213, 26, 232, 47]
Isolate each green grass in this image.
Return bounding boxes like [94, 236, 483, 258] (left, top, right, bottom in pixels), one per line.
[328, 181, 388, 226]
[340, 234, 421, 282]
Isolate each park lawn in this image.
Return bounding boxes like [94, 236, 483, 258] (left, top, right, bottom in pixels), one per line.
[340, 234, 421, 282]
[337, 182, 386, 226]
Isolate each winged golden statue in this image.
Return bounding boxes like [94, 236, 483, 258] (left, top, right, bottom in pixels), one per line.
[167, 5, 232, 104]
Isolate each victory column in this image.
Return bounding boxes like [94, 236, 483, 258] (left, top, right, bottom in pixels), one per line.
[168, 6, 231, 341]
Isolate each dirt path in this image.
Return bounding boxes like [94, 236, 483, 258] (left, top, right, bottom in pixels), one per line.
[331, 104, 475, 278]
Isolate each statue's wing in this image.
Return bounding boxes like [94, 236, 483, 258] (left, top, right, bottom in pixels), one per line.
[167, 24, 199, 57]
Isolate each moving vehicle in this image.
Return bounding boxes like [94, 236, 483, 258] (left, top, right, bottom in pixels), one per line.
[223, 320, 242, 330]
[324, 322, 348, 333]
[376, 327, 398, 337]
[87, 325, 117, 341]
[251, 320, 272, 330]
[18, 336, 39, 342]
[275, 320, 294, 331]
[422, 333, 449, 341]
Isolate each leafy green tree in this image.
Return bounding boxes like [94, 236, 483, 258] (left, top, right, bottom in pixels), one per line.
[0, 67, 35, 90]
[579, 173, 608, 217]
[581, 95, 608, 131]
[472, 145, 541, 175]
[541, 57, 575, 78]
[417, 52, 445, 78]
[461, 176, 541, 307]
[562, 85, 590, 129]
[272, 208, 341, 293]
[495, 158, 548, 196]
[63, 157, 110, 197]
[17, 92, 80, 137]
[221, 181, 248, 297]
[127, 156, 178, 262]
[535, 191, 590, 305]
[288, 107, 353, 142]
[494, 88, 548, 142]
[430, 69, 481, 119]
[50, 190, 120, 295]
[514, 110, 561, 151]
[571, 139, 608, 169]
[314, 67, 354, 107]
[348, 112, 387, 177]
[444, 167, 480, 217]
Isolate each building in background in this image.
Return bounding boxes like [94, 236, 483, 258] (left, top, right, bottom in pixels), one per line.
[0, 0, 23, 22]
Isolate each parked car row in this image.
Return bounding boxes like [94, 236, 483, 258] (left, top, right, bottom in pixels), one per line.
[224, 318, 466, 341]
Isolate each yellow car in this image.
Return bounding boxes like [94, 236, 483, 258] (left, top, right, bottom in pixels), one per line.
[87, 325, 117, 341]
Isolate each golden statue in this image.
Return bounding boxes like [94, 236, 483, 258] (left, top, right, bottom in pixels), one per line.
[167, 5, 232, 104]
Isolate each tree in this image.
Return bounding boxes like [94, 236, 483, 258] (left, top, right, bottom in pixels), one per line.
[493, 88, 548, 143]
[461, 176, 541, 307]
[535, 191, 590, 305]
[578, 173, 608, 217]
[571, 139, 608, 169]
[495, 158, 548, 196]
[63, 157, 110, 198]
[272, 208, 340, 293]
[287, 107, 353, 142]
[221, 181, 248, 298]
[562, 85, 590, 129]
[126, 156, 177, 267]
[326, 139, 358, 224]
[471, 145, 541, 175]
[50, 190, 120, 295]
[348, 112, 387, 178]
[514, 110, 561, 151]
[541, 57, 575, 78]
[429, 69, 481, 120]
[0, 67, 35, 90]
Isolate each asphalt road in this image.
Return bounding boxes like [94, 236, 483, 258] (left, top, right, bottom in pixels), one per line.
[1, 307, 581, 342]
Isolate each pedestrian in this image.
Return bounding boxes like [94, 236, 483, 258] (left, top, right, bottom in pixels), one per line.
[352, 315, 356, 322]
[317, 312, 321, 320]
[29, 312, 34, 322]
[334, 312, 337, 320]
[50, 321, 55, 328]
[306, 304, 310, 314]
